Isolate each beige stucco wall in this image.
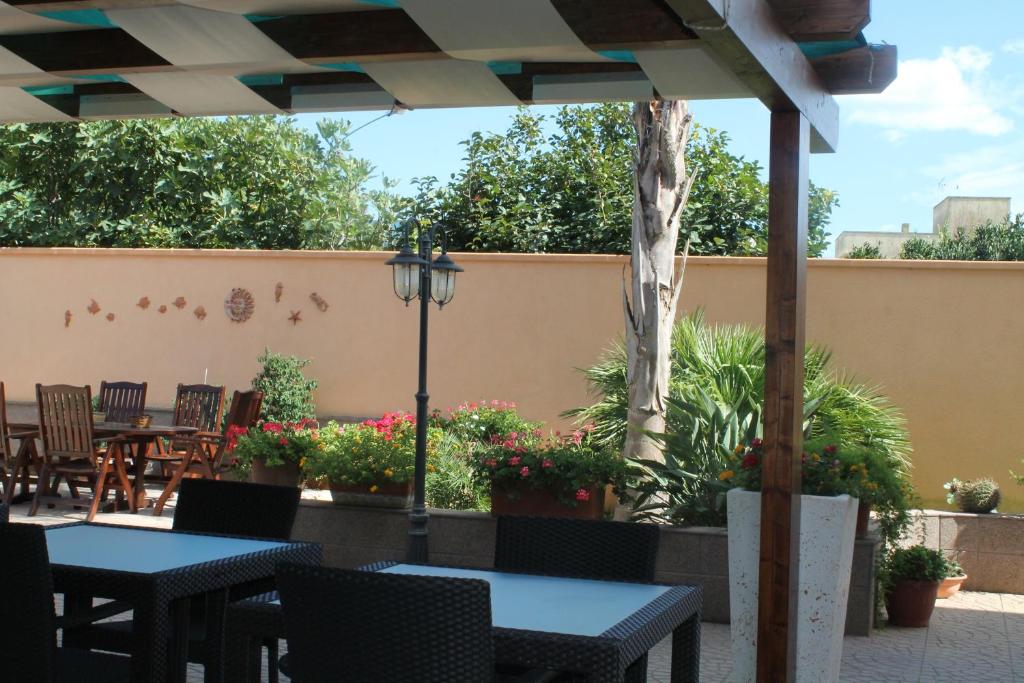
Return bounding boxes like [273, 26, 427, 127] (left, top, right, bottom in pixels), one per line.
[2, 248, 1022, 510]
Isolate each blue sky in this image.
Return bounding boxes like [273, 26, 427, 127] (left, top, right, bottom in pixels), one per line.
[296, 1, 1024, 255]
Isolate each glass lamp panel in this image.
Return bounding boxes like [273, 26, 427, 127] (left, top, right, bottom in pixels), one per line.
[393, 263, 420, 301]
[431, 269, 456, 306]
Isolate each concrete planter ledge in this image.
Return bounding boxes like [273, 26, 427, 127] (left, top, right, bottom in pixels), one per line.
[290, 498, 880, 635]
[911, 509, 1024, 594]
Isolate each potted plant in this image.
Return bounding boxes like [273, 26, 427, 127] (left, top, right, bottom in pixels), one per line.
[231, 419, 319, 487]
[305, 413, 428, 508]
[723, 438, 861, 683]
[471, 426, 628, 520]
[944, 477, 1000, 513]
[884, 545, 946, 626]
[91, 395, 107, 424]
[937, 556, 968, 599]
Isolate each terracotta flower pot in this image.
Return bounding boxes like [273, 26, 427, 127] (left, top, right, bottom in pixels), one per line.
[886, 580, 940, 627]
[250, 459, 302, 488]
[490, 485, 605, 519]
[855, 501, 871, 538]
[329, 481, 412, 509]
[937, 574, 968, 599]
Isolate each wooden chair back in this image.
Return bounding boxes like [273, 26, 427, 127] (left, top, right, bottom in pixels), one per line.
[98, 381, 147, 423]
[172, 384, 226, 433]
[0, 381, 12, 461]
[36, 384, 96, 464]
[224, 390, 264, 431]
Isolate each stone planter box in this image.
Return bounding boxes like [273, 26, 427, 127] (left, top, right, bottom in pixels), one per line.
[290, 496, 880, 635]
[909, 509, 1024, 594]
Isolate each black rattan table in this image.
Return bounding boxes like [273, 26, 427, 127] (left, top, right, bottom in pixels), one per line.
[225, 561, 702, 683]
[45, 522, 321, 683]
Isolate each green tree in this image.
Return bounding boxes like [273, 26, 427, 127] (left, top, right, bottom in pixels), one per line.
[409, 104, 838, 256]
[899, 216, 1024, 261]
[0, 117, 403, 249]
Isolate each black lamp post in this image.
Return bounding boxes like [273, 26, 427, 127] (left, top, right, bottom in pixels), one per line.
[386, 223, 463, 563]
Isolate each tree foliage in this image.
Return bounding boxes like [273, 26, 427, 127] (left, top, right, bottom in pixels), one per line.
[0, 117, 403, 250]
[846, 242, 883, 259]
[899, 216, 1024, 261]
[410, 104, 838, 256]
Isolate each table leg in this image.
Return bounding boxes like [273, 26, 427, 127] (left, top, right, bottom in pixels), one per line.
[203, 589, 229, 683]
[170, 598, 191, 683]
[5, 439, 34, 505]
[223, 622, 259, 683]
[670, 613, 701, 683]
[131, 597, 174, 683]
[133, 439, 150, 511]
[60, 592, 94, 649]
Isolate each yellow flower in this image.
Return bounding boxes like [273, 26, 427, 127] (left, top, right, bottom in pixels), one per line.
[811, 453, 820, 462]
[734, 445, 744, 455]
[719, 470, 735, 481]
[384, 468, 393, 478]
[427, 464, 436, 473]
[299, 457, 306, 468]
[369, 485, 379, 493]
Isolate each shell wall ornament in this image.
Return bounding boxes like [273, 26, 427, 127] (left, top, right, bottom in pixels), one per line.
[194, 306, 207, 320]
[225, 288, 255, 323]
[173, 296, 187, 310]
[87, 299, 101, 315]
[275, 282, 283, 303]
[64, 310, 72, 328]
[106, 312, 115, 322]
[309, 292, 329, 312]
[137, 297, 150, 310]
[158, 305, 167, 314]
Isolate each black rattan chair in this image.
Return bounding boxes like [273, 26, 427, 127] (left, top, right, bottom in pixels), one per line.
[0, 523, 130, 683]
[278, 564, 498, 683]
[494, 516, 661, 682]
[84, 479, 301, 680]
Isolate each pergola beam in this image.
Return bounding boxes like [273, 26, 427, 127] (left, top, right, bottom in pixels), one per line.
[811, 44, 896, 95]
[665, 0, 839, 152]
[766, 0, 870, 42]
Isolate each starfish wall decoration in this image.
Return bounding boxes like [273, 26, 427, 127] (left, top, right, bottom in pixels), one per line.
[288, 310, 302, 325]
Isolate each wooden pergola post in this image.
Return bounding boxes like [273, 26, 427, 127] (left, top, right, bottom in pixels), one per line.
[757, 110, 809, 682]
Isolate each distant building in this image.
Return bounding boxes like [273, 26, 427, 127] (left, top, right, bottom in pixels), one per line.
[834, 196, 1011, 258]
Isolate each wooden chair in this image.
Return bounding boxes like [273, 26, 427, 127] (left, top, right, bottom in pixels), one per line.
[147, 383, 225, 474]
[1, 381, 42, 506]
[97, 381, 148, 423]
[30, 384, 135, 521]
[153, 390, 263, 515]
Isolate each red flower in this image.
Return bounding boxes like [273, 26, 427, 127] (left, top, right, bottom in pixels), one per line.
[519, 466, 530, 477]
[508, 455, 522, 466]
[278, 437, 289, 446]
[262, 422, 283, 433]
[575, 488, 590, 502]
[751, 438, 763, 448]
[741, 453, 759, 469]
[542, 458, 554, 469]
[824, 445, 837, 455]
[486, 459, 498, 468]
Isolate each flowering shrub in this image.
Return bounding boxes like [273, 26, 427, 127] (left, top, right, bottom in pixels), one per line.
[304, 413, 440, 491]
[430, 400, 538, 444]
[230, 418, 321, 474]
[470, 426, 628, 506]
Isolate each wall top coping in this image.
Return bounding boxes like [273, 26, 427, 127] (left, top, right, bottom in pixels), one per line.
[0, 247, 1023, 272]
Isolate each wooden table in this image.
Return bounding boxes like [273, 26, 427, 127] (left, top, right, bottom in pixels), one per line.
[4, 422, 198, 510]
[49, 523, 321, 683]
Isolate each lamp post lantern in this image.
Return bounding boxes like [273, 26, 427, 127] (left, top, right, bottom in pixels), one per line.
[386, 223, 462, 563]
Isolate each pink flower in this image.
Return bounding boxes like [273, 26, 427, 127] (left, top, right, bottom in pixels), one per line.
[533, 429, 543, 438]
[509, 402, 517, 408]
[519, 467, 530, 477]
[278, 437, 289, 446]
[486, 459, 498, 468]
[575, 489, 590, 502]
[508, 456, 521, 466]
[383, 433, 392, 442]
[751, 438, 763, 448]
[571, 430, 584, 445]
[542, 458, 554, 468]
[491, 400, 500, 406]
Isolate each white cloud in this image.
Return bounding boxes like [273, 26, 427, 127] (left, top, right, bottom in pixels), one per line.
[921, 145, 1024, 214]
[842, 46, 1014, 137]
[1003, 39, 1024, 54]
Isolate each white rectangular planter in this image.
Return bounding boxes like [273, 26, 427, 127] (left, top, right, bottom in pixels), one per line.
[727, 488, 859, 683]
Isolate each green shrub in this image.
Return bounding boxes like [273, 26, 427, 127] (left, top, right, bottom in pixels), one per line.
[305, 414, 433, 488]
[886, 545, 947, 584]
[900, 216, 1024, 261]
[426, 432, 490, 511]
[846, 242, 883, 259]
[251, 349, 317, 423]
[430, 400, 539, 444]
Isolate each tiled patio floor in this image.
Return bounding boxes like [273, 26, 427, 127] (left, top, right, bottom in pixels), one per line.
[12, 499, 1024, 682]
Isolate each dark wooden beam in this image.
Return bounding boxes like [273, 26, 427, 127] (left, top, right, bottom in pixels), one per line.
[767, 0, 870, 42]
[0, 27, 168, 74]
[550, 0, 697, 48]
[810, 44, 896, 95]
[758, 110, 808, 683]
[665, 0, 839, 152]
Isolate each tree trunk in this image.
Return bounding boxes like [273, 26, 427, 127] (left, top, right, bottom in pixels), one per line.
[623, 100, 696, 463]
